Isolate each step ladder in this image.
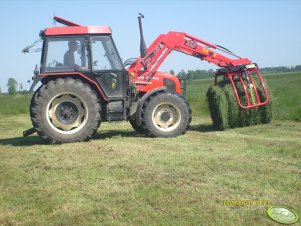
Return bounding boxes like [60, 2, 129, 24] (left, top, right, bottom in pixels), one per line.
[106, 100, 126, 122]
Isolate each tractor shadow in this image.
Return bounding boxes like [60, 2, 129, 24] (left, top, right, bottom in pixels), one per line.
[95, 129, 141, 139]
[0, 136, 44, 147]
[0, 130, 141, 147]
[0, 125, 217, 147]
[188, 124, 217, 133]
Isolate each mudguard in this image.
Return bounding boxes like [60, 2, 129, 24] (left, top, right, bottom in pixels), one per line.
[134, 87, 166, 126]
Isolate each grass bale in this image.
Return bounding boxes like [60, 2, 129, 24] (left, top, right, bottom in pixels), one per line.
[207, 77, 273, 130]
[206, 85, 229, 130]
[250, 76, 273, 124]
[223, 83, 240, 128]
[235, 81, 256, 127]
[257, 83, 273, 124]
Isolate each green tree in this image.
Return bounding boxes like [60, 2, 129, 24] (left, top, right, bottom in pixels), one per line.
[187, 70, 195, 80]
[169, 69, 175, 75]
[7, 78, 18, 95]
[19, 83, 23, 91]
[177, 69, 187, 79]
[0, 86, 2, 94]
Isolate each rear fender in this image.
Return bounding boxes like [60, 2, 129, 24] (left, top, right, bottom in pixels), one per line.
[31, 72, 107, 101]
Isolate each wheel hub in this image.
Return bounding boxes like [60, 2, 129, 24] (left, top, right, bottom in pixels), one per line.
[47, 94, 87, 133]
[55, 102, 79, 125]
[161, 111, 171, 121]
[152, 103, 181, 132]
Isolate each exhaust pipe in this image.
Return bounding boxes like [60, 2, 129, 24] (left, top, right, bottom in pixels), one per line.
[138, 13, 147, 58]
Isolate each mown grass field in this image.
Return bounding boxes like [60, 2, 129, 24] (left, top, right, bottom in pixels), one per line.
[0, 72, 301, 225]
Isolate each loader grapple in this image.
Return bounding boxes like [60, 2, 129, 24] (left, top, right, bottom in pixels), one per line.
[215, 64, 269, 109]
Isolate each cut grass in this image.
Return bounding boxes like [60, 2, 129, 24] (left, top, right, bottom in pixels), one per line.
[0, 115, 300, 225]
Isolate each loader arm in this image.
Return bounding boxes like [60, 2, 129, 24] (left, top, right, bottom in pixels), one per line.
[128, 31, 251, 76]
[128, 31, 268, 109]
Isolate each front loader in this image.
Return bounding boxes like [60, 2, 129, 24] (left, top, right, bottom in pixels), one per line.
[22, 15, 269, 143]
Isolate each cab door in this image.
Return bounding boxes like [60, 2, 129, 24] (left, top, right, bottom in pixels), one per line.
[90, 36, 126, 101]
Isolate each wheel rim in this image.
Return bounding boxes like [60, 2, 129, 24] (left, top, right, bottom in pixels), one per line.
[46, 93, 88, 134]
[152, 102, 181, 132]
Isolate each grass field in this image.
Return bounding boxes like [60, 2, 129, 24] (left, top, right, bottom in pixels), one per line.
[0, 72, 300, 225]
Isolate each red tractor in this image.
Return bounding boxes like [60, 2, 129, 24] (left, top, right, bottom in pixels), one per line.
[23, 15, 269, 143]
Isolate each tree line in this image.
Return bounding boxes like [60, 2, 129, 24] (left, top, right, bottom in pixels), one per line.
[259, 65, 301, 74]
[172, 64, 301, 80]
[170, 69, 214, 80]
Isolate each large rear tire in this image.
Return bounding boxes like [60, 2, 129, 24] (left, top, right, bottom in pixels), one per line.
[141, 92, 190, 137]
[30, 78, 101, 144]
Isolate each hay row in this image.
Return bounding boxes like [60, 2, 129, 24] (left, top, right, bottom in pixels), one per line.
[206, 77, 272, 130]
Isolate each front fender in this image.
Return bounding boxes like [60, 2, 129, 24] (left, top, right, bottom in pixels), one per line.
[29, 75, 43, 92]
[134, 87, 166, 126]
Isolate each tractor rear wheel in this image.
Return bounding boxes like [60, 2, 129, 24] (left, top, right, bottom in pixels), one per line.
[141, 92, 190, 137]
[30, 78, 101, 144]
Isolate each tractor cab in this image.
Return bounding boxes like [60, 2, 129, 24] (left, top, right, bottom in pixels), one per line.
[40, 17, 126, 101]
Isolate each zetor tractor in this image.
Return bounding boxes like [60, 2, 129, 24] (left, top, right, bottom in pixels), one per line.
[23, 15, 268, 144]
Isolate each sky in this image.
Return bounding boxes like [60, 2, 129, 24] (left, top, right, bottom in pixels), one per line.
[0, 0, 300, 92]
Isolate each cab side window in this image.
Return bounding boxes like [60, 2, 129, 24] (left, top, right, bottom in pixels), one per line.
[91, 36, 123, 71]
[44, 37, 88, 72]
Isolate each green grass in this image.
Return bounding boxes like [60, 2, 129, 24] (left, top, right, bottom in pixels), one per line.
[0, 115, 301, 225]
[184, 78, 212, 116]
[0, 94, 32, 115]
[263, 72, 301, 121]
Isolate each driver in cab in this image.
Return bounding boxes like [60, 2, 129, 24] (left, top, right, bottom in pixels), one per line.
[64, 41, 87, 71]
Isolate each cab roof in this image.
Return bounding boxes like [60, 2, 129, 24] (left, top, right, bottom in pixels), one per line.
[44, 26, 112, 36]
[44, 16, 112, 36]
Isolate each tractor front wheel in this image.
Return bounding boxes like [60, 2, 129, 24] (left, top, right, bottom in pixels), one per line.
[141, 92, 190, 137]
[129, 117, 146, 134]
[30, 78, 101, 144]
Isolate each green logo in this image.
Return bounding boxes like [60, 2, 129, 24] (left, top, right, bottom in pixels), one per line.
[267, 206, 299, 224]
